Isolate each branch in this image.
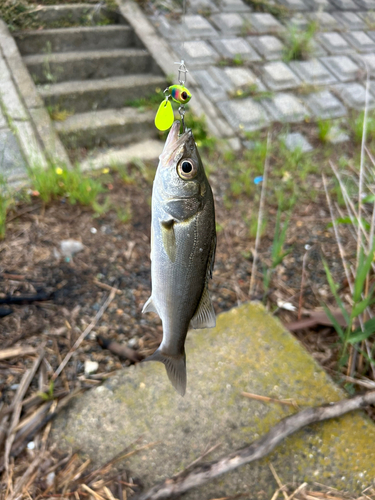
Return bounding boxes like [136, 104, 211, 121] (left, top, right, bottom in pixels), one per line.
[137, 391, 375, 500]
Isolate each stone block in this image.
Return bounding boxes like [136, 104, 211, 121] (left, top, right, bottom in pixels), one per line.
[356, 53, 375, 76]
[327, 125, 350, 143]
[0, 129, 28, 180]
[210, 12, 244, 34]
[177, 40, 220, 67]
[303, 90, 347, 118]
[246, 13, 284, 34]
[247, 35, 284, 60]
[181, 15, 219, 38]
[329, 0, 359, 8]
[6, 55, 44, 109]
[192, 68, 228, 101]
[282, 132, 313, 152]
[358, 12, 375, 27]
[277, 0, 310, 10]
[213, 37, 261, 61]
[286, 13, 309, 30]
[0, 106, 6, 129]
[217, 97, 269, 130]
[332, 11, 365, 29]
[262, 93, 310, 122]
[343, 30, 375, 52]
[12, 119, 48, 169]
[368, 31, 375, 42]
[187, 0, 220, 14]
[51, 302, 375, 497]
[317, 32, 354, 54]
[218, 0, 252, 13]
[262, 61, 300, 91]
[223, 66, 266, 91]
[289, 59, 337, 85]
[309, 11, 342, 30]
[354, 0, 375, 7]
[0, 21, 19, 59]
[0, 59, 28, 121]
[310, 39, 328, 57]
[334, 82, 375, 109]
[320, 55, 361, 81]
[305, 0, 334, 10]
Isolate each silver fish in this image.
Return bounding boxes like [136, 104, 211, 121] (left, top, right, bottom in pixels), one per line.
[142, 120, 216, 396]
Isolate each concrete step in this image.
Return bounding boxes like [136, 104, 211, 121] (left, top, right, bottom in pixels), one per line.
[55, 107, 156, 148]
[25, 4, 121, 27]
[14, 25, 135, 55]
[25, 48, 157, 84]
[38, 74, 166, 114]
[79, 139, 163, 171]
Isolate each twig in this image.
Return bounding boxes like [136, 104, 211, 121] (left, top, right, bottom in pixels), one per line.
[249, 132, 271, 298]
[242, 392, 299, 410]
[0, 346, 37, 361]
[286, 482, 307, 500]
[136, 391, 375, 500]
[269, 464, 288, 500]
[93, 279, 122, 295]
[53, 289, 116, 380]
[297, 250, 309, 321]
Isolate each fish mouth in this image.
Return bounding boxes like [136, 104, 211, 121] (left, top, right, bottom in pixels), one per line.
[159, 121, 195, 166]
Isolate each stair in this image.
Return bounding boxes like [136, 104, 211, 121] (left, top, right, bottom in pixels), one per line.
[13, 4, 166, 167]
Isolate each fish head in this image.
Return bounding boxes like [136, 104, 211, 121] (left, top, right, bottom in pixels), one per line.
[157, 121, 209, 216]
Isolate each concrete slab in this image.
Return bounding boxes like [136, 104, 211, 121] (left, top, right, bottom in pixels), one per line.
[246, 13, 284, 34]
[219, 0, 252, 13]
[182, 15, 219, 38]
[262, 61, 301, 91]
[50, 303, 375, 498]
[218, 98, 269, 131]
[332, 11, 365, 30]
[343, 30, 375, 53]
[262, 93, 310, 122]
[320, 55, 361, 81]
[282, 132, 313, 152]
[356, 53, 375, 76]
[0, 58, 28, 121]
[289, 59, 337, 85]
[223, 66, 265, 90]
[188, 0, 220, 14]
[192, 68, 229, 101]
[334, 82, 375, 109]
[354, 0, 375, 7]
[317, 32, 354, 55]
[12, 120, 48, 169]
[210, 12, 245, 34]
[329, 0, 359, 9]
[309, 11, 342, 30]
[213, 37, 261, 61]
[177, 40, 220, 67]
[247, 35, 284, 60]
[277, 0, 310, 10]
[305, 0, 334, 10]
[303, 89, 347, 118]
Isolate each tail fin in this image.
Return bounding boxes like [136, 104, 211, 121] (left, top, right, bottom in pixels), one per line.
[144, 348, 186, 396]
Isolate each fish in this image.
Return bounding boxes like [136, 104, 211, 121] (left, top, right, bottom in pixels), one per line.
[142, 120, 216, 396]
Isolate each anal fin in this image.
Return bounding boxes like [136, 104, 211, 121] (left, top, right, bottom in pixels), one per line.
[190, 287, 216, 330]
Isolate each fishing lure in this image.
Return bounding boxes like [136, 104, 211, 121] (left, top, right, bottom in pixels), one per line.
[155, 84, 192, 131]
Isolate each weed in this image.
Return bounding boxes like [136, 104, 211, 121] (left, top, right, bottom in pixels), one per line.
[125, 88, 164, 110]
[92, 196, 111, 217]
[38, 380, 55, 401]
[230, 84, 273, 101]
[116, 205, 132, 224]
[242, 0, 289, 19]
[184, 113, 217, 152]
[29, 164, 104, 206]
[247, 211, 267, 238]
[350, 110, 375, 145]
[317, 118, 333, 143]
[47, 105, 74, 121]
[282, 21, 317, 61]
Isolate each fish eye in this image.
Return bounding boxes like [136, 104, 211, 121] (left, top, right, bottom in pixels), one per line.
[177, 159, 198, 180]
[181, 91, 188, 100]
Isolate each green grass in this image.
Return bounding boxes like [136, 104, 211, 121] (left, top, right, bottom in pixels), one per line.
[282, 21, 317, 61]
[350, 110, 375, 145]
[242, 0, 289, 19]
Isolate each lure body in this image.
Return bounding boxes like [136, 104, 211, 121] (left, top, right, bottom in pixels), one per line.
[169, 85, 192, 104]
[154, 85, 192, 131]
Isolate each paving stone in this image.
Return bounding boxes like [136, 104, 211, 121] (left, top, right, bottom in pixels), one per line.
[217, 97, 269, 131]
[188, 0, 220, 14]
[310, 39, 328, 57]
[287, 13, 309, 30]
[368, 31, 375, 42]
[356, 53, 375, 76]
[212, 37, 261, 61]
[343, 30, 375, 53]
[210, 12, 244, 34]
[181, 15, 219, 38]
[332, 11, 365, 30]
[218, 0, 252, 13]
[222, 66, 266, 90]
[303, 90, 347, 118]
[327, 125, 350, 143]
[177, 40, 220, 67]
[277, 0, 310, 10]
[0, 107, 6, 129]
[305, 0, 334, 10]
[334, 82, 375, 109]
[289, 59, 337, 85]
[193, 67, 229, 101]
[246, 13, 284, 34]
[262, 61, 300, 91]
[282, 132, 313, 152]
[329, 0, 359, 9]
[309, 11, 342, 30]
[354, 0, 375, 7]
[247, 35, 284, 60]
[317, 32, 354, 54]
[0, 129, 28, 180]
[320, 55, 361, 81]
[262, 93, 310, 122]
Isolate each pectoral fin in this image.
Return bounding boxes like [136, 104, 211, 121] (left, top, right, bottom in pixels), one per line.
[142, 296, 158, 315]
[161, 219, 176, 262]
[190, 286, 216, 329]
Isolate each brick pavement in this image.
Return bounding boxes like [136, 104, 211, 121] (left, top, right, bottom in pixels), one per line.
[149, 0, 375, 147]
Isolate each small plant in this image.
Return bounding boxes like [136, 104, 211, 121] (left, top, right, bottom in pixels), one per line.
[29, 164, 104, 206]
[282, 21, 317, 61]
[350, 110, 375, 145]
[317, 118, 333, 143]
[116, 205, 132, 224]
[247, 212, 267, 239]
[38, 380, 55, 401]
[243, 0, 289, 20]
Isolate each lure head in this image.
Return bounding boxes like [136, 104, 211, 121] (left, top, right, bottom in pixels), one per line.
[169, 85, 192, 105]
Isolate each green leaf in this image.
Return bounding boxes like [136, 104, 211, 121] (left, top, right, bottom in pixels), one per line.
[348, 317, 375, 344]
[323, 304, 345, 341]
[353, 244, 375, 303]
[351, 295, 372, 319]
[322, 259, 350, 325]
